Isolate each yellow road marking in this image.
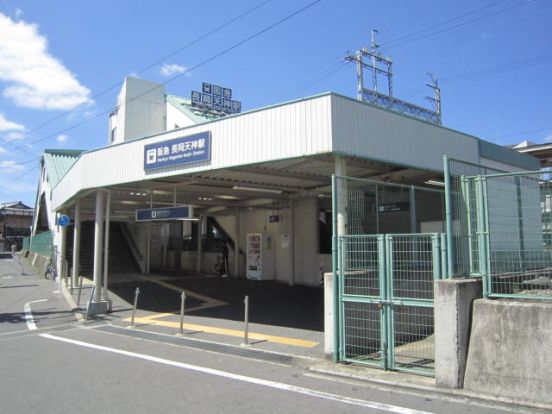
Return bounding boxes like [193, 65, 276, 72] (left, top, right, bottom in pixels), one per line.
[135, 275, 226, 313]
[124, 316, 319, 348]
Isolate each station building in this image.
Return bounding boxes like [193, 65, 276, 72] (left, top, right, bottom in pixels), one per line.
[32, 76, 538, 338]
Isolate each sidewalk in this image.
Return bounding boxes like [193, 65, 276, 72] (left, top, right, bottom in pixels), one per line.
[43, 267, 552, 413]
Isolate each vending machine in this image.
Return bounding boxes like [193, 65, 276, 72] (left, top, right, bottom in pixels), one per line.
[246, 233, 274, 280]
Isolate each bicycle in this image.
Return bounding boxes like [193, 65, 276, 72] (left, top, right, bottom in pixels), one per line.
[44, 249, 58, 280]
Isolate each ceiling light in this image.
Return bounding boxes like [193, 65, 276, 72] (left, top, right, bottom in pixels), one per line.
[233, 185, 282, 194]
[425, 180, 445, 187]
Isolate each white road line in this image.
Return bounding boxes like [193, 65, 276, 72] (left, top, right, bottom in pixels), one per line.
[40, 333, 434, 414]
[23, 299, 47, 330]
[2, 276, 13, 279]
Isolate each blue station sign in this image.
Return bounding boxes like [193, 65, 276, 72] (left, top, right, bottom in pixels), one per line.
[144, 131, 210, 171]
[135, 206, 194, 222]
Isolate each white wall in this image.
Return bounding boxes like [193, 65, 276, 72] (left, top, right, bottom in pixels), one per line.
[111, 77, 166, 145]
[294, 197, 320, 286]
[166, 102, 196, 131]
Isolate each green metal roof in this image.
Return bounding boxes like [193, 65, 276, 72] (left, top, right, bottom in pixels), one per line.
[166, 94, 226, 124]
[43, 149, 85, 187]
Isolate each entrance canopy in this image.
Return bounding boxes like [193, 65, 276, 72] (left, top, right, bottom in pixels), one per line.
[50, 92, 537, 214]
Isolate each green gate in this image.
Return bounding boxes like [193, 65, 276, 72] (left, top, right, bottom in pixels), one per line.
[338, 233, 443, 376]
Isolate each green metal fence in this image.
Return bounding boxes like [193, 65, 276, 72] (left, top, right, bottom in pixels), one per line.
[470, 171, 552, 299]
[338, 233, 443, 376]
[443, 156, 503, 277]
[26, 231, 53, 257]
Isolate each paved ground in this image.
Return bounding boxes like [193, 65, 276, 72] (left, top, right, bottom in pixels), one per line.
[1, 255, 550, 414]
[71, 270, 325, 357]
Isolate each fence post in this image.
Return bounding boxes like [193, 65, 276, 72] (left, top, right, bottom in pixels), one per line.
[331, 174, 339, 362]
[443, 155, 454, 277]
[76, 275, 84, 307]
[130, 287, 140, 328]
[440, 233, 447, 279]
[179, 291, 186, 335]
[475, 177, 489, 297]
[432, 233, 441, 280]
[242, 295, 249, 346]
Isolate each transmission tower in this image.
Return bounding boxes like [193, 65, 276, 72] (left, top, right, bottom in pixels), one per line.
[345, 30, 442, 125]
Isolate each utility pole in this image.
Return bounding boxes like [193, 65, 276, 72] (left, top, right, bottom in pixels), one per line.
[425, 73, 442, 125]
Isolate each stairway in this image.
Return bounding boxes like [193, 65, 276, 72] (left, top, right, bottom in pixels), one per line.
[66, 221, 139, 277]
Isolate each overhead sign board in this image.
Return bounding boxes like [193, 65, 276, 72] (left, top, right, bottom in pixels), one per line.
[144, 131, 210, 171]
[135, 206, 194, 222]
[377, 202, 410, 213]
[191, 82, 241, 114]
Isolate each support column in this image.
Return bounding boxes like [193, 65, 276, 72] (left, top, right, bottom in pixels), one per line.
[410, 185, 417, 233]
[93, 190, 104, 303]
[102, 190, 111, 301]
[435, 278, 482, 388]
[335, 156, 348, 237]
[72, 200, 81, 290]
[197, 216, 203, 273]
[59, 217, 67, 287]
[289, 199, 296, 286]
[146, 192, 152, 275]
[331, 156, 348, 362]
[234, 207, 240, 278]
[146, 223, 151, 275]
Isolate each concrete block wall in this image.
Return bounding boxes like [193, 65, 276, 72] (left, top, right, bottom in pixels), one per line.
[434, 278, 482, 388]
[464, 299, 552, 405]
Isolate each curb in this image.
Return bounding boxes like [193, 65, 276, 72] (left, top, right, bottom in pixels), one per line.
[308, 364, 552, 413]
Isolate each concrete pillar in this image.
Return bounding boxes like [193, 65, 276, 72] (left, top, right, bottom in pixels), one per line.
[102, 190, 111, 301]
[335, 156, 348, 236]
[234, 207, 240, 277]
[324, 271, 335, 360]
[146, 223, 151, 275]
[93, 190, 104, 302]
[434, 278, 482, 388]
[197, 216, 203, 273]
[72, 199, 81, 290]
[59, 218, 67, 285]
[289, 199, 295, 286]
[328, 156, 348, 361]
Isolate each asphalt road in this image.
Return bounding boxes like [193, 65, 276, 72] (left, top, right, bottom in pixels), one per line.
[0, 255, 545, 414]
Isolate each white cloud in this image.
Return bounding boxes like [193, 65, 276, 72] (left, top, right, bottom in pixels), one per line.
[0, 13, 93, 110]
[0, 146, 6, 153]
[0, 113, 24, 131]
[3, 131, 25, 141]
[160, 63, 187, 77]
[14, 8, 23, 20]
[0, 160, 24, 173]
[3, 182, 36, 193]
[56, 134, 68, 143]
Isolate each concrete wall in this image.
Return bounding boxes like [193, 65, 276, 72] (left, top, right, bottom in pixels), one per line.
[147, 197, 321, 286]
[434, 278, 482, 388]
[294, 198, 319, 286]
[464, 299, 552, 405]
[111, 77, 166, 145]
[166, 101, 195, 131]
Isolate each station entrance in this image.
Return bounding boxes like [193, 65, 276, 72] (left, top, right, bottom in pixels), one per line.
[332, 175, 445, 376]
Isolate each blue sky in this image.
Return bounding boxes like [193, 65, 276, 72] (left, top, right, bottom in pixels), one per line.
[0, 0, 551, 206]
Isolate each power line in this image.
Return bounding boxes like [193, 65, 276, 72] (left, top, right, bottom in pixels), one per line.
[0, 163, 39, 198]
[19, 0, 274, 140]
[495, 125, 552, 140]
[381, 0, 506, 47]
[18, 0, 322, 150]
[402, 51, 552, 99]
[385, 0, 532, 51]
[280, 59, 347, 100]
[441, 52, 552, 83]
[1, 0, 324, 187]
